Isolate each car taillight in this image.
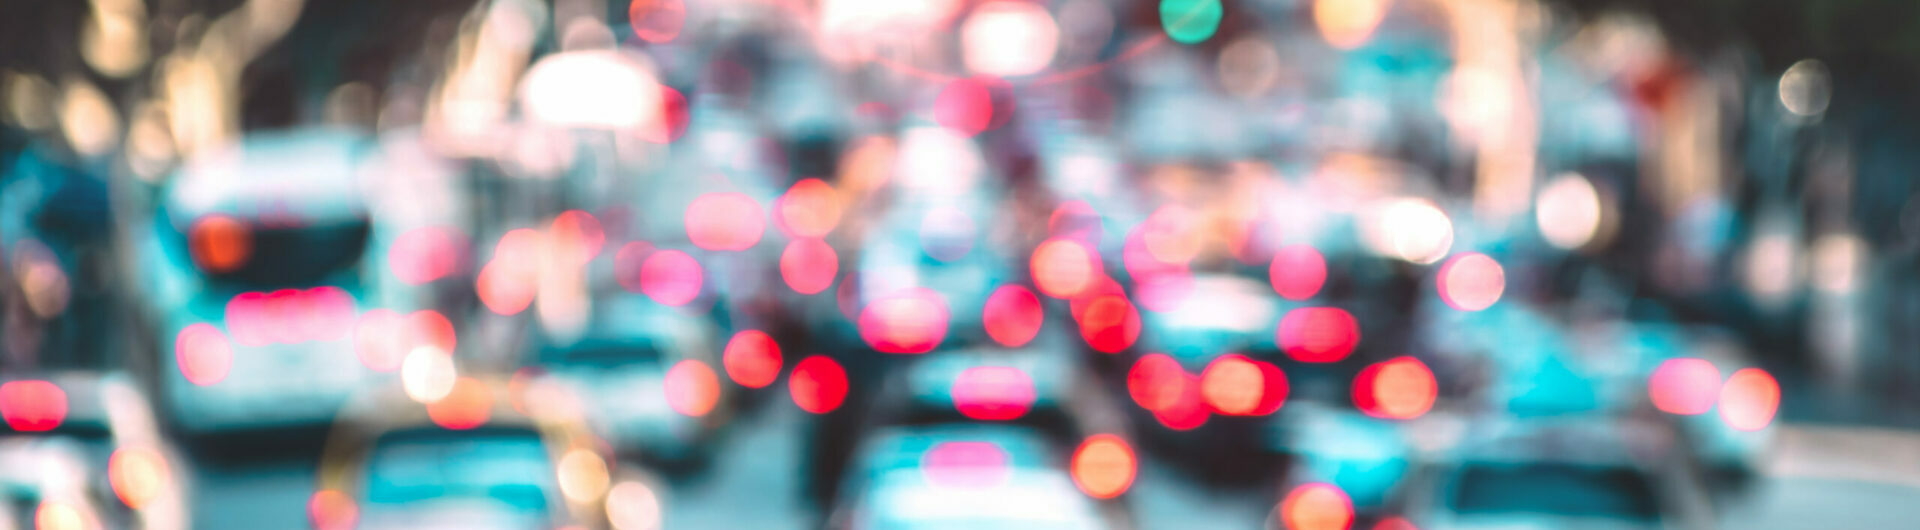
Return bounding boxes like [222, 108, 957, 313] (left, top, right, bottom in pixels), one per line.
[1719, 368, 1780, 431]
[1200, 354, 1288, 416]
[308, 490, 357, 530]
[664, 360, 721, 417]
[858, 288, 950, 354]
[1353, 357, 1437, 420]
[189, 214, 253, 273]
[0, 380, 67, 432]
[951, 366, 1036, 421]
[789, 356, 848, 414]
[1071, 434, 1136, 499]
[109, 447, 170, 509]
[1280, 483, 1353, 530]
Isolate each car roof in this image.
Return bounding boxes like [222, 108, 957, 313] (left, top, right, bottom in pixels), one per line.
[164, 127, 374, 223]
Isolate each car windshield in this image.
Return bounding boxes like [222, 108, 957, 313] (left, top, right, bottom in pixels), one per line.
[1449, 462, 1661, 521]
[539, 338, 666, 369]
[362, 429, 554, 514]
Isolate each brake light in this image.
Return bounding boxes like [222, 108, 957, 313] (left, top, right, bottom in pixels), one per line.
[723, 330, 783, 389]
[189, 214, 252, 273]
[109, 447, 169, 509]
[858, 288, 950, 354]
[686, 192, 766, 251]
[982, 285, 1044, 348]
[0, 380, 67, 432]
[175, 324, 233, 386]
[1128, 354, 1185, 411]
[1649, 358, 1720, 415]
[1719, 368, 1780, 431]
[1269, 245, 1328, 301]
[1354, 357, 1437, 420]
[1076, 295, 1140, 354]
[923, 441, 1011, 488]
[776, 178, 842, 238]
[308, 490, 357, 530]
[664, 360, 721, 417]
[789, 356, 848, 414]
[1277, 307, 1360, 363]
[1200, 354, 1288, 416]
[780, 238, 839, 295]
[952, 366, 1036, 421]
[638, 250, 704, 306]
[1032, 238, 1098, 299]
[426, 377, 493, 430]
[1071, 435, 1136, 499]
[1152, 373, 1210, 430]
[1280, 483, 1354, 530]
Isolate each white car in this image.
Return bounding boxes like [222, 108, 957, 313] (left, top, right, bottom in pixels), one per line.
[127, 128, 456, 435]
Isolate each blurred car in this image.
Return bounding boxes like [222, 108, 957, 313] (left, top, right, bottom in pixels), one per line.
[523, 294, 732, 473]
[1399, 418, 1714, 530]
[312, 379, 666, 530]
[0, 373, 189, 530]
[825, 423, 1137, 530]
[1, 146, 117, 372]
[125, 127, 440, 437]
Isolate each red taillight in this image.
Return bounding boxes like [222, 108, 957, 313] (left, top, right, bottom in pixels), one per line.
[0, 380, 67, 432]
[175, 324, 233, 386]
[1032, 238, 1098, 299]
[1200, 354, 1288, 416]
[686, 192, 766, 251]
[776, 178, 842, 238]
[1153, 374, 1210, 431]
[109, 447, 169, 509]
[982, 285, 1044, 348]
[308, 489, 358, 530]
[1719, 368, 1780, 431]
[922, 441, 1011, 488]
[427, 377, 493, 430]
[952, 366, 1036, 421]
[723, 330, 783, 389]
[388, 226, 469, 285]
[1649, 358, 1720, 415]
[227, 287, 357, 345]
[1128, 354, 1186, 411]
[789, 356, 848, 414]
[1071, 434, 1136, 499]
[1076, 295, 1140, 353]
[1354, 357, 1437, 420]
[1277, 307, 1360, 363]
[664, 360, 721, 417]
[189, 214, 252, 273]
[858, 288, 950, 354]
[780, 238, 839, 295]
[1269, 245, 1327, 301]
[1280, 483, 1354, 530]
[638, 250, 704, 306]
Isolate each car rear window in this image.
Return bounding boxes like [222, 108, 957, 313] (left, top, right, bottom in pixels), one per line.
[1450, 462, 1661, 521]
